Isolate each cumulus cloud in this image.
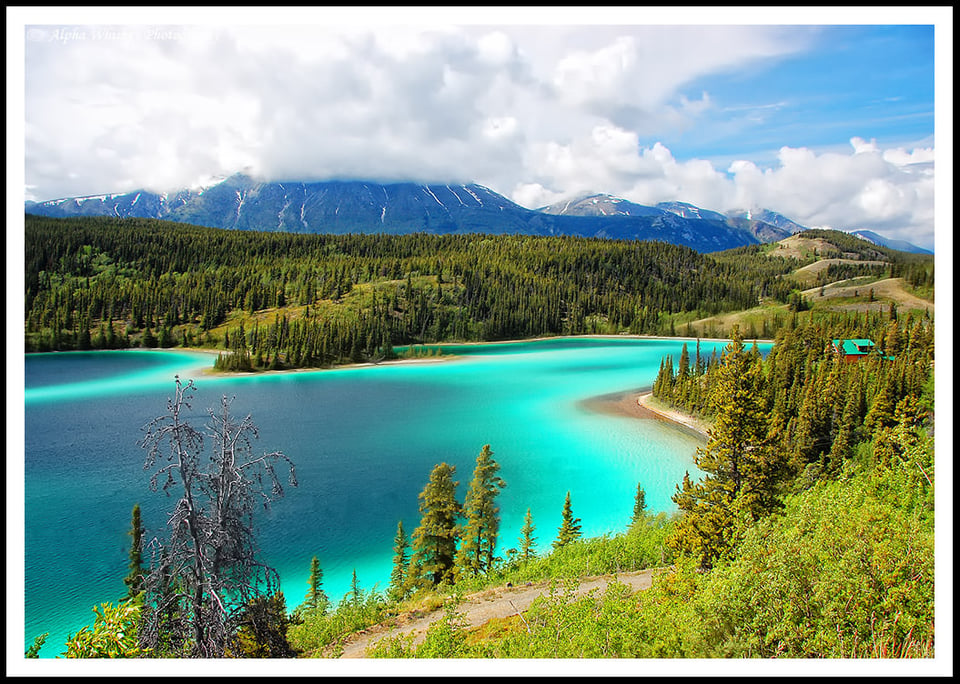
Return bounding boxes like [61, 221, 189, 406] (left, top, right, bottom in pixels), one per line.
[25, 24, 549, 195]
[22, 23, 808, 197]
[545, 25, 805, 134]
[725, 139, 935, 246]
[518, 130, 935, 249]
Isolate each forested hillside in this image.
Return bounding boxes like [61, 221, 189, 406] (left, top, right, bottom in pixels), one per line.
[23, 215, 932, 373]
[24, 214, 798, 366]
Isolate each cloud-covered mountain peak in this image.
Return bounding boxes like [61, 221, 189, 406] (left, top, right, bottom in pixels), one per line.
[26, 177, 775, 253]
[538, 193, 665, 217]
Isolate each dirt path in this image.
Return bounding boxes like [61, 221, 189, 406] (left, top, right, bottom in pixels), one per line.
[332, 568, 665, 658]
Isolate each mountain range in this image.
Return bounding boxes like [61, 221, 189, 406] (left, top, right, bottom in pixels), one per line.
[848, 229, 933, 255]
[24, 174, 931, 254]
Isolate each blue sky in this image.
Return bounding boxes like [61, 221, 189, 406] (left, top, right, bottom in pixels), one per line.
[8, 7, 951, 250]
[666, 25, 935, 164]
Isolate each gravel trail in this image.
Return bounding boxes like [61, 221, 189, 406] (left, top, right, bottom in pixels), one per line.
[333, 568, 665, 658]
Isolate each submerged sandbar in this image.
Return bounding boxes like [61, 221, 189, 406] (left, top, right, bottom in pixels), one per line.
[579, 388, 711, 441]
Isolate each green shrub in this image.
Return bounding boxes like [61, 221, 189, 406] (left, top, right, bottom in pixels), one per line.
[62, 601, 147, 658]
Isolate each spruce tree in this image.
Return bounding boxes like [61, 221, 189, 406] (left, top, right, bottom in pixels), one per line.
[675, 343, 690, 406]
[349, 569, 362, 607]
[667, 327, 789, 570]
[552, 491, 582, 550]
[652, 355, 675, 400]
[864, 382, 898, 433]
[456, 445, 506, 578]
[518, 508, 536, 562]
[141, 327, 157, 348]
[157, 325, 173, 348]
[828, 371, 866, 471]
[389, 520, 410, 601]
[93, 323, 107, 350]
[409, 463, 461, 587]
[302, 556, 329, 616]
[77, 319, 92, 350]
[123, 503, 145, 599]
[233, 592, 299, 658]
[631, 484, 647, 525]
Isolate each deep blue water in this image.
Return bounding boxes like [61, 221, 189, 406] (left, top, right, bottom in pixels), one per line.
[21, 337, 760, 657]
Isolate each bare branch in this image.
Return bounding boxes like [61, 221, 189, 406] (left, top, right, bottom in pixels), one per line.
[137, 378, 297, 658]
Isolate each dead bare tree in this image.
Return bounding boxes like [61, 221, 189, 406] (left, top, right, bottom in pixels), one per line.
[137, 376, 297, 657]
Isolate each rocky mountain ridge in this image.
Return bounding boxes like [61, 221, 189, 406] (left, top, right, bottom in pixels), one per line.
[26, 174, 929, 254]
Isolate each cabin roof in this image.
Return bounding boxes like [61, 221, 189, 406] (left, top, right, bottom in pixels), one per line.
[833, 338, 876, 355]
[831, 338, 893, 360]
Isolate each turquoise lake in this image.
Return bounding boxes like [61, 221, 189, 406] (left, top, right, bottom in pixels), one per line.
[21, 336, 759, 657]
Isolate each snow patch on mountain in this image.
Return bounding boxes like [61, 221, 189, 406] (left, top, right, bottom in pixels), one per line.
[24, 176, 930, 255]
[423, 186, 445, 208]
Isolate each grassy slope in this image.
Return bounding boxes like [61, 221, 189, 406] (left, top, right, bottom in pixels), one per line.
[199, 232, 934, 353]
[678, 233, 933, 340]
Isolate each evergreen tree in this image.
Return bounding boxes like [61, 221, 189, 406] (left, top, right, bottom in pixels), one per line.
[675, 343, 690, 405]
[157, 325, 174, 348]
[232, 592, 299, 658]
[455, 445, 506, 578]
[668, 327, 789, 570]
[301, 556, 329, 616]
[864, 381, 898, 433]
[552, 491, 582, 550]
[77, 319, 92, 350]
[105, 320, 118, 349]
[389, 521, 410, 601]
[93, 323, 107, 350]
[652, 355, 675, 400]
[381, 329, 397, 360]
[348, 569, 362, 607]
[123, 503, 145, 599]
[25, 633, 48, 658]
[828, 372, 865, 471]
[140, 327, 157, 349]
[518, 508, 536, 562]
[409, 463, 461, 587]
[631, 484, 647, 525]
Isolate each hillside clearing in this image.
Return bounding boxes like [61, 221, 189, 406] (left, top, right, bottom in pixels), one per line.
[789, 257, 888, 287]
[802, 276, 933, 313]
[766, 234, 887, 261]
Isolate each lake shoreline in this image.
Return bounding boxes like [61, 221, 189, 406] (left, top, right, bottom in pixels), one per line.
[24, 332, 759, 380]
[23, 339, 726, 441]
[636, 393, 712, 439]
[577, 387, 711, 441]
[194, 332, 758, 378]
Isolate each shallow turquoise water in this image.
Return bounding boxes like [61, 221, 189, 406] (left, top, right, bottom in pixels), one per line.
[21, 337, 757, 657]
